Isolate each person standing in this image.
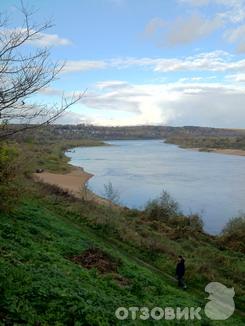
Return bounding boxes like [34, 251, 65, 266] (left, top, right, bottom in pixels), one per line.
[176, 255, 187, 289]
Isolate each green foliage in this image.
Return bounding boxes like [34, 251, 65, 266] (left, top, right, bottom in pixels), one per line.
[166, 135, 245, 151]
[0, 198, 244, 325]
[0, 136, 244, 324]
[11, 124, 245, 149]
[187, 213, 204, 231]
[0, 143, 20, 212]
[144, 192, 204, 235]
[145, 190, 180, 220]
[219, 215, 245, 253]
[16, 139, 105, 175]
[222, 215, 245, 235]
[103, 181, 120, 205]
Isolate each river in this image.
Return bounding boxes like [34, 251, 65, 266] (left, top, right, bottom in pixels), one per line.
[67, 140, 245, 234]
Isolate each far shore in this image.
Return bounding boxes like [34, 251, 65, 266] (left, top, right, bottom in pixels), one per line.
[33, 166, 111, 206]
[188, 147, 245, 156]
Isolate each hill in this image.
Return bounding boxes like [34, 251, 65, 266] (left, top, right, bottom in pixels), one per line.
[0, 137, 244, 325]
[12, 124, 245, 154]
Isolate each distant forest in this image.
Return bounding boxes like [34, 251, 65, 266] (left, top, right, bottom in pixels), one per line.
[11, 124, 245, 150]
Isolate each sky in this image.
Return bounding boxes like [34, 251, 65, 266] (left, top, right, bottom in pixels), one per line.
[1, 0, 245, 127]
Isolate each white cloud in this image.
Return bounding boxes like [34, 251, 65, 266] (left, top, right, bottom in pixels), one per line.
[180, 0, 245, 23]
[0, 28, 72, 47]
[60, 51, 245, 74]
[71, 80, 245, 128]
[143, 13, 223, 47]
[39, 78, 245, 128]
[151, 51, 237, 72]
[81, 90, 142, 114]
[166, 82, 245, 127]
[225, 24, 245, 42]
[30, 32, 72, 47]
[39, 87, 64, 96]
[169, 0, 245, 49]
[165, 14, 223, 46]
[143, 18, 165, 38]
[55, 111, 91, 124]
[179, 0, 210, 5]
[62, 60, 108, 73]
[95, 80, 130, 90]
[225, 24, 245, 53]
[112, 51, 245, 73]
[225, 73, 245, 82]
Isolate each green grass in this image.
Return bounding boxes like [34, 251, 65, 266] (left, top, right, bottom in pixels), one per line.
[18, 139, 105, 173]
[0, 192, 244, 325]
[0, 139, 244, 325]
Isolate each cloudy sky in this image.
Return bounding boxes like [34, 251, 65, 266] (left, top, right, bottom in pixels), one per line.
[2, 0, 245, 127]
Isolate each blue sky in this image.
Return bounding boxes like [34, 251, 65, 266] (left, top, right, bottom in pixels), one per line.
[1, 0, 245, 127]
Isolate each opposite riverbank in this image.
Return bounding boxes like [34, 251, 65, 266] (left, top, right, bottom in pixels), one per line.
[189, 147, 245, 156]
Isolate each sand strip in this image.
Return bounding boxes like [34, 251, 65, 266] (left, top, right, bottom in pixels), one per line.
[210, 149, 245, 156]
[189, 148, 245, 156]
[33, 167, 110, 206]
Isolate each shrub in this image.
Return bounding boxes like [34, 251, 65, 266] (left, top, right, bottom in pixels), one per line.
[222, 214, 245, 235]
[145, 191, 204, 234]
[219, 214, 245, 253]
[103, 181, 120, 206]
[188, 213, 204, 231]
[145, 190, 180, 221]
[0, 144, 19, 211]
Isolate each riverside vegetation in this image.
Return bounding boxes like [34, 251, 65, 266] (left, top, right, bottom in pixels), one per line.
[0, 132, 245, 325]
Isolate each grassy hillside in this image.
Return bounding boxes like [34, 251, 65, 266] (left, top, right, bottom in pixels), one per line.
[0, 193, 244, 325]
[0, 139, 244, 325]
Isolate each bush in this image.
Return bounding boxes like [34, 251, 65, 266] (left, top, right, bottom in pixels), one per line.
[145, 190, 180, 220]
[222, 215, 245, 235]
[219, 214, 245, 253]
[103, 181, 120, 206]
[188, 213, 204, 231]
[0, 144, 19, 211]
[145, 191, 204, 234]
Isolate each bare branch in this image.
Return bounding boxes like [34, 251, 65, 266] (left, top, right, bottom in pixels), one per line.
[0, 2, 80, 140]
[0, 90, 85, 139]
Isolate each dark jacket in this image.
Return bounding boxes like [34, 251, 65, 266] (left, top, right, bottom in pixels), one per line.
[176, 259, 185, 277]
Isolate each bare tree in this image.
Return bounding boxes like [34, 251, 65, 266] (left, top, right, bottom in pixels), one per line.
[81, 180, 89, 201]
[103, 181, 120, 207]
[0, 2, 83, 140]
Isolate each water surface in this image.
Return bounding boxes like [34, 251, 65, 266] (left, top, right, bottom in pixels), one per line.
[67, 140, 245, 234]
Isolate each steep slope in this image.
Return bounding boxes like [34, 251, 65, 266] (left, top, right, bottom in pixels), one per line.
[0, 192, 244, 325]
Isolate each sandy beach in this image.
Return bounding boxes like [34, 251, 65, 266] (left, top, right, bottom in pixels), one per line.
[190, 148, 245, 156]
[33, 167, 110, 205]
[210, 149, 245, 156]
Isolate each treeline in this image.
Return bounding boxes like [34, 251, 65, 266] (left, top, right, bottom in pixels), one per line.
[166, 135, 245, 150]
[9, 124, 245, 144]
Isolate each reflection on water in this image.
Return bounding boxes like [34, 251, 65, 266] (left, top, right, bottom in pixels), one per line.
[67, 140, 245, 234]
